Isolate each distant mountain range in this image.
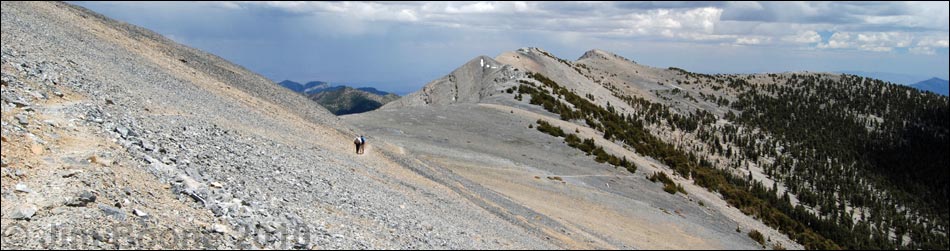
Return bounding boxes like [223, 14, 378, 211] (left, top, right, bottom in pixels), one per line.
[911, 77, 949, 96]
[837, 71, 947, 96]
[308, 86, 400, 115]
[276, 80, 399, 115]
[356, 87, 391, 96]
[836, 71, 928, 85]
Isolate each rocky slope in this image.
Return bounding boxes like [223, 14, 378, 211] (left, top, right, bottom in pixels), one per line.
[384, 56, 520, 107]
[1, 2, 562, 249]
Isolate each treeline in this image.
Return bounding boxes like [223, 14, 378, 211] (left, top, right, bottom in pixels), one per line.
[535, 119, 636, 173]
[516, 72, 840, 249]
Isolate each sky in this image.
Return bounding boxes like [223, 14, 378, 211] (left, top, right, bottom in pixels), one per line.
[73, 1, 949, 95]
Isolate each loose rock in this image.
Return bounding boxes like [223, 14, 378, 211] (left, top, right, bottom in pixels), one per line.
[133, 208, 148, 217]
[115, 127, 129, 138]
[15, 114, 29, 126]
[14, 183, 32, 193]
[10, 99, 31, 108]
[61, 169, 83, 178]
[212, 223, 230, 234]
[10, 204, 38, 220]
[66, 191, 96, 207]
[97, 203, 126, 221]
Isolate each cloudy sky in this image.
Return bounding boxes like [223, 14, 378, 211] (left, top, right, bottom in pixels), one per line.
[74, 1, 949, 94]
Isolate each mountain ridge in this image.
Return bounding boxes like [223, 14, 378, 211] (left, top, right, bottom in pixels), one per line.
[911, 77, 949, 96]
[277, 80, 397, 96]
[364, 46, 948, 250]
[277, 80, 331, 93]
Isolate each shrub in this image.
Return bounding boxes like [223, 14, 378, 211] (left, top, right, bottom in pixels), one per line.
[536, 119, 565, 137]
[772, 243, 786, 250]
[663, 183, 678, 194]
[748, 229, 765, 246]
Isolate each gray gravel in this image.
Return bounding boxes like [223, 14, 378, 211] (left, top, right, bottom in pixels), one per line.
[2, 2, 556, 249]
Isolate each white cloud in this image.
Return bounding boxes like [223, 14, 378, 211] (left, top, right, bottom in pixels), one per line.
[818, 32, 927, 52]
[73, 1, 949, 86]
[136, 2, 948, 54]
[819, 32, 854, 49]
[910, 36, 950, 55]
[445, 2, 496, 14]
[782, 30, 822, 44]
[917, 37, 950, 48]
[736, 36, 770, 45]
[251, 2, 422, 23]
[513, 1, 529, 12]
[211, 2, 242, 10]
[909, 46, 936, 55]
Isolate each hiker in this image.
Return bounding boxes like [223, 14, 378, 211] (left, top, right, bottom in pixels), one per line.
[354, 135, 362, 154]
[358, 135, 367, 154]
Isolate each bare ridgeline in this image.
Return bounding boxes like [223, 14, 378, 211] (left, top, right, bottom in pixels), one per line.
[3, 1, 947, 250]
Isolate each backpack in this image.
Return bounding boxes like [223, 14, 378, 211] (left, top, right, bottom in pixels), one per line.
[360, 136, 366, 144]
[354, 138, 362, 145]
